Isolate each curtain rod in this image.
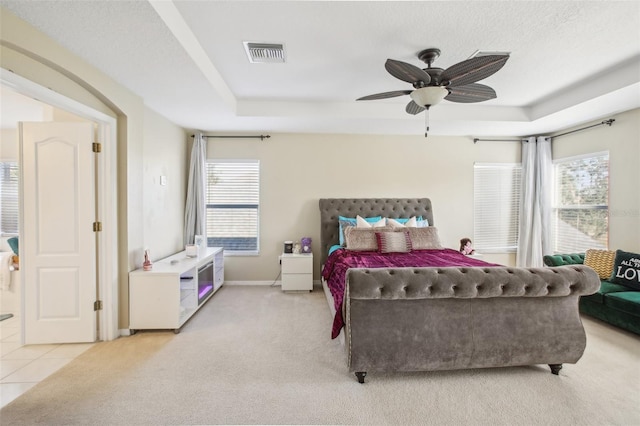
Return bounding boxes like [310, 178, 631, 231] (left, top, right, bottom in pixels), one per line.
[473, 118, 615, 144]
[545, 119, 615, 140]
[473, 138, 523, 144]
[191, 134, 271, 140]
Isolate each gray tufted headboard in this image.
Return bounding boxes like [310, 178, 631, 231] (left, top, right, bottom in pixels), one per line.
[318, 198, 434, 266]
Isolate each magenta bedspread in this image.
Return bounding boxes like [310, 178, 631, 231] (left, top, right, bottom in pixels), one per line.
[322, 248, 499, 339]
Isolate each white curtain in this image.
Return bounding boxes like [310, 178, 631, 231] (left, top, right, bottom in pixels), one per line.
[516, 136, 552, 267]
[184, 133, 207, 245]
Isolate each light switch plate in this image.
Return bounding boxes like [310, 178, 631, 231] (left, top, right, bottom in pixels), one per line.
[160, 175, 167, 185]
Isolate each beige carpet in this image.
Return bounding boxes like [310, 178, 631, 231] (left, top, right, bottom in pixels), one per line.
[1, 285, 639, 425]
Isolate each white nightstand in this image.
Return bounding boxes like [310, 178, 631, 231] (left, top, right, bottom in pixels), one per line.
[279, 253, 313, 292]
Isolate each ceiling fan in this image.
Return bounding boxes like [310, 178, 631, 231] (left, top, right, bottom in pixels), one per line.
[357, 48, 510, 137]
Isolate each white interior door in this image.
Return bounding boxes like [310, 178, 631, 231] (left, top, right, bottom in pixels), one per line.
[20, 122, 97, 344]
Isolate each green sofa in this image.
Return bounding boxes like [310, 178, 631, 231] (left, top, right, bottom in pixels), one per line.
[543, 253, 640, 335]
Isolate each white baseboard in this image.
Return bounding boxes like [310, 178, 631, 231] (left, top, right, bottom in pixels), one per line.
[223, 280, 321, 287]
[224, 281, 281, 286]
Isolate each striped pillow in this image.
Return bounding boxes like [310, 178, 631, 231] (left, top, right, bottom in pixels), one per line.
[344, 226, 389, 251]
[584, 249, 615, 279]
[375, 230, 412, 253]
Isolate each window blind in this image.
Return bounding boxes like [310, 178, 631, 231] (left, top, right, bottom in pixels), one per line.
[473, 163, 522, 252]
[552, 152, 609, 253]
[0, 161, 19, 236]
[206, 160, 260, 254]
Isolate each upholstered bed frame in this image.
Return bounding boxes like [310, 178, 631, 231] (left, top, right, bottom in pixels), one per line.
[319, 198, 434, 266]
[319, 198, 600, 383]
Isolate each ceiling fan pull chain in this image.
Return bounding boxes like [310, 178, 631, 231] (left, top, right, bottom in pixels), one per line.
[424, 106, 430, 138]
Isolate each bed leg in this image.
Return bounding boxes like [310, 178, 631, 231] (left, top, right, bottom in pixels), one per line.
[355, 372, 367, 384]
[549, 364, 562, 375]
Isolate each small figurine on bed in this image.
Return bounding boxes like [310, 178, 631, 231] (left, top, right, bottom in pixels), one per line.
[459, 238, 475, 255]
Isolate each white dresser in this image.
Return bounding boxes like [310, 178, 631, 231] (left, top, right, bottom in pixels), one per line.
[279, 253, 313, 292]
[129, 247, 223, 333]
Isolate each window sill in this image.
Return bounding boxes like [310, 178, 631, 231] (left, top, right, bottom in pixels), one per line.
[219, 251, 260, 257]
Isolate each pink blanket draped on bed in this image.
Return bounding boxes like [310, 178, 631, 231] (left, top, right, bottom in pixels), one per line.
[322, 248, 499, 339]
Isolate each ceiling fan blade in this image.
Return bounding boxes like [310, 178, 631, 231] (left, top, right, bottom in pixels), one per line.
[406, 100, 426, 115]
[445, 83, 496, 103]
[385, 59, 431, 85]
[356, 90, 412, 101]
[441, 55, 509, 87]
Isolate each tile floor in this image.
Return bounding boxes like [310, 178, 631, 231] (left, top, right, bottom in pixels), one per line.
[0, 314, 93, 409]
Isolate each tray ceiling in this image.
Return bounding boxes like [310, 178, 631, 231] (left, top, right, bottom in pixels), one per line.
[1, 1, 639, 137]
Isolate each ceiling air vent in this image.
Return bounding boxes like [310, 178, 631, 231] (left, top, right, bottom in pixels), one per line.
[243, 42, 286, 63]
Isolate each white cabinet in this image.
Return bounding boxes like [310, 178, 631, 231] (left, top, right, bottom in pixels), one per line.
[129, 247, 223, 333]
[279, 253, 313, 292]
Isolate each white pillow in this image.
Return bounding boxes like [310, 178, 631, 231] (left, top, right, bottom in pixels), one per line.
[356, 215, 386, 228]
[387, 217, 418, 228]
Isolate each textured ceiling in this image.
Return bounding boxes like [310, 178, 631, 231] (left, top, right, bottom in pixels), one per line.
[1, 0, 639, 137]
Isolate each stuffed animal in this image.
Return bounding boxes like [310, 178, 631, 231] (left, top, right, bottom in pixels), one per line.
[460, 238, 475, 255]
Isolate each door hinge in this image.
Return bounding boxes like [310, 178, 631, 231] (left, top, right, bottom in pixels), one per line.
[93, 222, 102, 232]
[94, 300, 103, 311]
[92, 142, 102, 153]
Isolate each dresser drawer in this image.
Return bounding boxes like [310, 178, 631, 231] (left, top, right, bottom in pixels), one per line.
[281, 255, 312, 274]
[282, 273, 312, 291]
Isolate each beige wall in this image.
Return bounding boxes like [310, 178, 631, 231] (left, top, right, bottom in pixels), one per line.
[142, 108, 188, 260]
[0, 129, 18, 159]
[214, 110, 640, 282]
[209, 133, 521, 281]
[552, 108, 640, 253]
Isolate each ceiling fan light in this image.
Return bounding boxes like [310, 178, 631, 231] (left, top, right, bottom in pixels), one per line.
[410, 86, 449, 107]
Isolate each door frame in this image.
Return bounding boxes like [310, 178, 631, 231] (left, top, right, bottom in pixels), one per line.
[1, 68, 119, 342]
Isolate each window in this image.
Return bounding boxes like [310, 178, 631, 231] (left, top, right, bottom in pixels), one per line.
[473, 163, 522, 252]
[552, 152, 609, 253]
[0, 161, 19, 236]
[206, 160, 260, 254]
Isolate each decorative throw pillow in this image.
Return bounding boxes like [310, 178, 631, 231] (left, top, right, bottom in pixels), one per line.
[344, 226, 389, 251]
[375, 231, 412, 253]
[584, 249, 616, 279]
[610, 249, 640, 290]
[385, 216, 423, 224]
[406, 227, 443, 250]
[387, 217, 418, 228]
[416, 219, 429, 228]
[338, 215, 382, 245]
[7, 236, 18, 255]
[356, 215, 386, 228]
